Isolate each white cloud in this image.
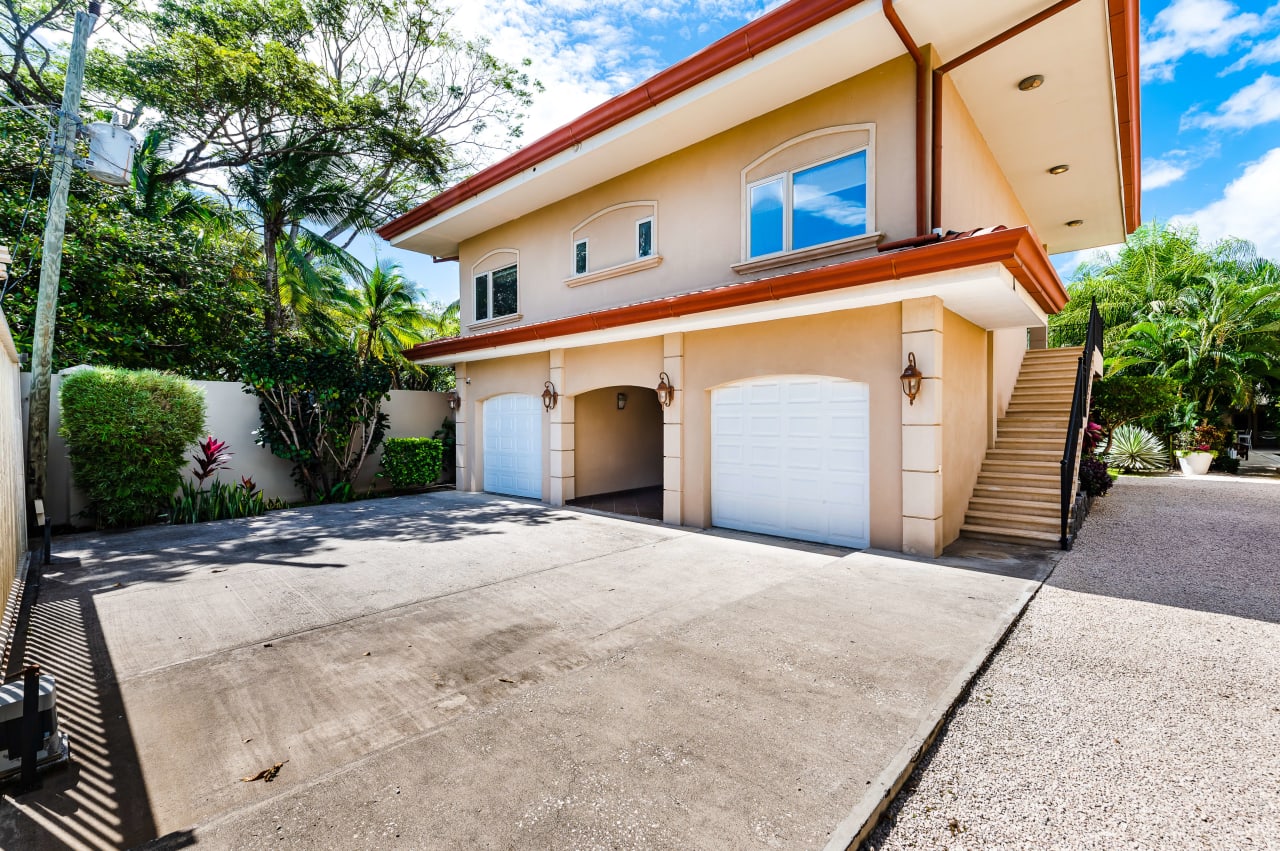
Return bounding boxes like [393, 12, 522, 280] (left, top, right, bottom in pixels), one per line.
[1141, 0, 1279, 82]
[1171, 146, 1280, 259]
[1182, 73, 1280, 129]
[448, 1, 765, 146]
[1223, 32, 1280, 72]
[1143, 160, 1189, 189]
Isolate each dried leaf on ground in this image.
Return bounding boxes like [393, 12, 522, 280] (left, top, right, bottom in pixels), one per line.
[241, 760, 288, 783]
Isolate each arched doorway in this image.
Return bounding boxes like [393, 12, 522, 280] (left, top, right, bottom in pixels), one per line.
[569, 385, 663, 519]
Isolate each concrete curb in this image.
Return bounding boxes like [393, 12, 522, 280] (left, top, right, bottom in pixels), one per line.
[824, 563, 1055, 851]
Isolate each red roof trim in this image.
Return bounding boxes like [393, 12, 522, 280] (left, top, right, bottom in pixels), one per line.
[376, 0, 868, 242]
[403, 226, 1066, 361]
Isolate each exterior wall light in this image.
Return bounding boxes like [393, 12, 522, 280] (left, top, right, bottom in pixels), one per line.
[445, 390, 460, 411]
[1017, 74, 1045, 91]
[1047, 164, 1069, 175]
[656, 372, 674, 407]
[617, 392, 627, 410]
[900, 352, 923, 406]
[542, 381, 559, 412]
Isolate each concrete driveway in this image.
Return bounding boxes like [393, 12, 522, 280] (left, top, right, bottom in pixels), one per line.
[1, 492, 1055, 850]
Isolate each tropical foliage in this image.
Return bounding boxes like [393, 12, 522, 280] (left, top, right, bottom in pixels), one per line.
[378, 437, 445, 489]
[1056, 223, 1280, 437]
[58, 367, 205, 527]
[238, 335, 392, 502]
[1, 0, 533, 379]
[1103, 425, 1169, 472]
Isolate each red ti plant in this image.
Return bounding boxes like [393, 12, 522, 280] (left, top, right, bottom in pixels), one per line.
[191, 436, 233, 486]
[1083, 421, 1104, 453]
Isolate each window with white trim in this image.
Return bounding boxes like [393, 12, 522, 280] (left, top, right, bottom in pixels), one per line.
[474, 263, 518, 321]
[748, 148, 868, 259]
[574, 239, 588, 275]
[636, 217, 654, 259]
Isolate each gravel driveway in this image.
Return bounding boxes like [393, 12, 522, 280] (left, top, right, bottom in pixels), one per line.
[865, 474, 1280, 850]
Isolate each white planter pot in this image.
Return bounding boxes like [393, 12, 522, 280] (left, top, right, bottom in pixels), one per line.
[1178, 452, 1213, 476]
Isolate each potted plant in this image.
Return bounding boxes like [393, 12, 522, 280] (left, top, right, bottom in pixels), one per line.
[1173, 432, 1216, 476]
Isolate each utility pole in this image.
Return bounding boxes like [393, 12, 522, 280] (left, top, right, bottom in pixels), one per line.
[25, 2, 99, 560]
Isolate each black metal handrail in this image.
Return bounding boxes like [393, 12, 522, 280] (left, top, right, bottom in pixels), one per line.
[1059, 298, 1104, 549]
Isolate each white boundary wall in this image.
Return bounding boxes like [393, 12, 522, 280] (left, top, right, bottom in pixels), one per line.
[21, 374, 452, 527]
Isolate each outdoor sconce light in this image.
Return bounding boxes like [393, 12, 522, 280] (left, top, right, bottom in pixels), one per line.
[617, 392, 627, 410]
[542, 380, 559, 412]
[445, 390, 460, 411]
[656, 371, 674, 407]
[900, 352, 923, 406]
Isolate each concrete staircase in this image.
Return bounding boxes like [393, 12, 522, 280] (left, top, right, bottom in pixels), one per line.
[960, 346, 1084, 546]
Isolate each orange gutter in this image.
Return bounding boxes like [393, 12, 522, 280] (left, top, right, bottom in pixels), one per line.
[882, 0, 929, 237]
[377, 0, 870, 242]
[403, 226, 1066, 362]
[1109, 0, 1141, 233]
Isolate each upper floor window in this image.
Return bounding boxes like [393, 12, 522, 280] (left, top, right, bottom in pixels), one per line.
[475, 264, 517, 322]
[749, 149, 868, 259]
[566, 201, 661, 286]
[574, 239, 588, 275]
[636, 217, 654, 259]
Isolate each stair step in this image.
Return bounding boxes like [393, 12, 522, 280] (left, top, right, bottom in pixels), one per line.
[981, 462, 1060, 475]
[971, 483, 1060, 500]
[965, 509, 1059, 530]
[968, 497, 1059, 518]
[961, 523, 1061, 546]
[998, 427, 1068, 438]
[987, 449, 1062, 460]
[1024, 346, 1083, 356]
[977, 471, 1060, 485]
[994, 439, 1064, 451]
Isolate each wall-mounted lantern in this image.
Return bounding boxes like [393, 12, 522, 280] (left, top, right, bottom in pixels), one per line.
[445, 390, 460, 411]
[616, 392, 627, 410]
[900, 352, 923, 406]
[542, 381, 559, 412]
[656, 371, 674, 407]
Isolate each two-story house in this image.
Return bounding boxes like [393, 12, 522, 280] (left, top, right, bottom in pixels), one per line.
[378, 0, 1140, 557]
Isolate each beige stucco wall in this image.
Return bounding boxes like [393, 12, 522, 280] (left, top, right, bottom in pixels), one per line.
[563, 337, 664, 396]
[574, 386, 663, 497]
[681, 303, 905, 551]
[26, 375, 451, 527]
[455, 54, 918, 332]
[991, 327, 1028, 432]
[939, 75, 1033, 233]
[0, 309, 25, 623]
[941, 310, 990, 546]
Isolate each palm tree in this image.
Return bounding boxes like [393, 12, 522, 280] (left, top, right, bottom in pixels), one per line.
[421, 299, 460, 339]
[227, 135, 372, 335]
[343, 260, 426, 362]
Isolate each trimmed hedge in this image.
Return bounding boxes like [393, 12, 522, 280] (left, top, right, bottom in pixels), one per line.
[58, 367, 205, 528]
[379, 437, 444, 489]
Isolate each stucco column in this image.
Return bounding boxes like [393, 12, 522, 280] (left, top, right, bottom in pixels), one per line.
[902, 297, 944, 557]
[548, 349, 575, 505]
[453, 363, 476, 492]
[662, 333, 684, 525]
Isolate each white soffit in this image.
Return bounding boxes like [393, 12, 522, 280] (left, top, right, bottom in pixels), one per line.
[927, 0, 1125, 253]
[412, 264, 1044, 365]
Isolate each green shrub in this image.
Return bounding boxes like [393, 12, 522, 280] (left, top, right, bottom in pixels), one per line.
[379, 438, 444, 489]
[1078, 456, 1115, 497]
[59, 367, 204, 527]
[238, 335, 391, 502]
[1104, 424, 1168, 472]
[1091, 375, 1180, 431]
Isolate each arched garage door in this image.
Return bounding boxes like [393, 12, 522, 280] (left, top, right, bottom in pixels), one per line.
[483, 394, 542, 499]
[711, 376, 870, 548]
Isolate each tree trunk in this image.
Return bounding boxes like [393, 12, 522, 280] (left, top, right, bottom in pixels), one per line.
[263, 226, 284, 335]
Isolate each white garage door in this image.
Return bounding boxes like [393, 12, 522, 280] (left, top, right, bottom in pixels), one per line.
[712, 376, 870, 548]
[483, 394, 543, 499]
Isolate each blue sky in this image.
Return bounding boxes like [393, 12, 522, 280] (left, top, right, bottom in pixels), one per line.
[363, 0, 1280, 304]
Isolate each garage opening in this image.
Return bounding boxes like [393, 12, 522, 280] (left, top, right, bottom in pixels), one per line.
[711, 376, 870, 548]
[482, 393, 543, 499]
[569, 385, 663, 520]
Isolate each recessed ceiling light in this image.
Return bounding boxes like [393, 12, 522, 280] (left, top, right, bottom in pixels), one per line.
[1048, 164, 1070, 175]
[1066, 219, 1084, 227]
[1018, 74, 1045, 91]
